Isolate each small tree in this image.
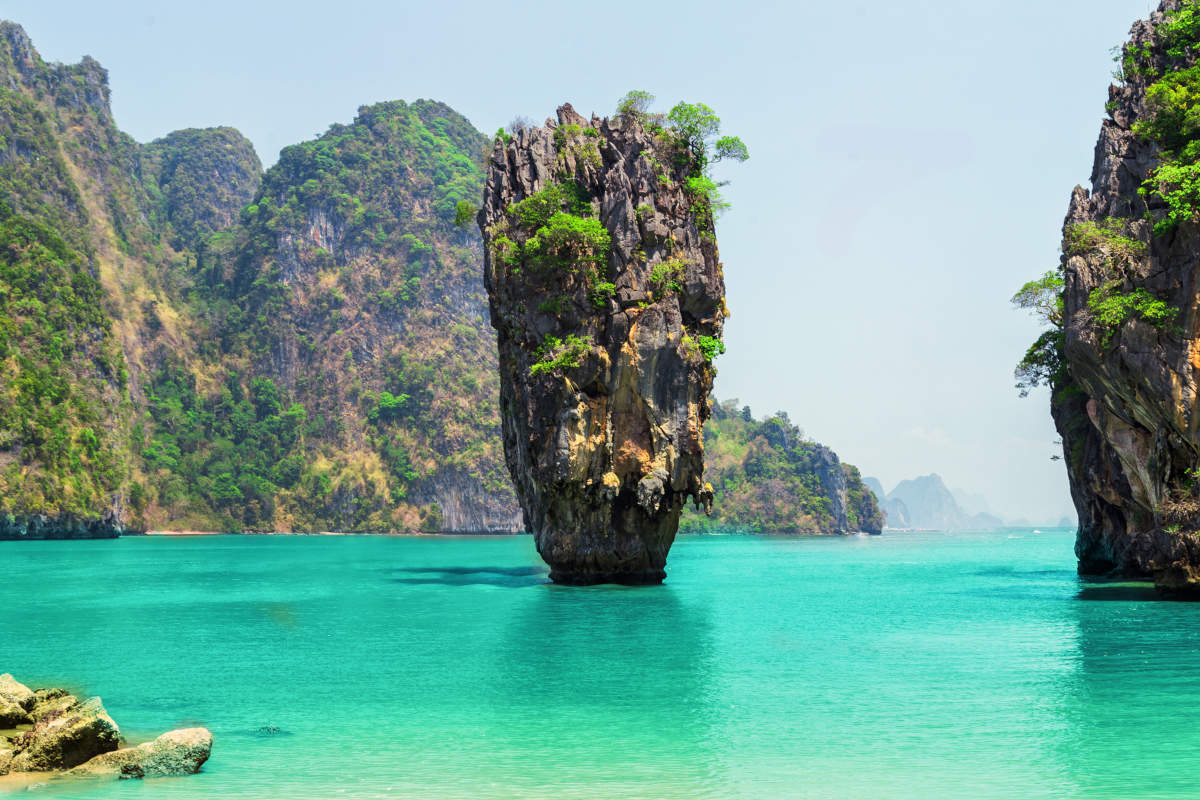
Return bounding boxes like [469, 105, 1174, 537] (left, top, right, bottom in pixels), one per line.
[1011, 270, 1066, 397]
[615, 90, 656, 122]
[1012, 270, 1065, 328]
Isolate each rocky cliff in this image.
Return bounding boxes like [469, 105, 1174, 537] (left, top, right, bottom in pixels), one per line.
[0, 21, 521, 535]
[1051, 0, 1200, 593]
[681, 400, 883, 534]
[479, 103, 727, 583]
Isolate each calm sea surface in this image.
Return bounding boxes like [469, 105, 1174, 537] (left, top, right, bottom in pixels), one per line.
[1, 530, 1198, 799]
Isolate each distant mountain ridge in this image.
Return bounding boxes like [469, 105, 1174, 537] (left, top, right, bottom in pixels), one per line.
[865, 473, 1005, 530]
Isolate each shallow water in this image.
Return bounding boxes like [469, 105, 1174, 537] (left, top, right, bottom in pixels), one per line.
[2, 530, 1198, 799]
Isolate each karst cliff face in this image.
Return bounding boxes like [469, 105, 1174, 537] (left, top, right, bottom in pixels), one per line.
[480, 104, 727, 584]
[1055, 0, 1200, 594]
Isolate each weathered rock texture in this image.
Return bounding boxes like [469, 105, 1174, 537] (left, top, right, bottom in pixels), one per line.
[1056, 0, 1200, 594]
[66, 728, 211, 779]
[480, 104, 726, 584]
[0, 675, 210, 782]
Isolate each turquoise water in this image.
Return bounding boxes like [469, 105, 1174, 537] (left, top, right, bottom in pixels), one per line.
[2, 530, 1198, 799]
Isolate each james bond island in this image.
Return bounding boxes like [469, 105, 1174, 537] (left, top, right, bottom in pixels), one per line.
[479, 98, 744, 585]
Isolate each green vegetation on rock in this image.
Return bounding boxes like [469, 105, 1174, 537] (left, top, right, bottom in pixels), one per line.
[1123, 1, 1200, 233]
[680, 400, 882, 534]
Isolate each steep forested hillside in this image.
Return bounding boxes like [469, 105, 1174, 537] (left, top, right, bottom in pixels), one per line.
[680, 399, 882, 534]
[146, 99, 516, 532]
[0, 21, 517, 533]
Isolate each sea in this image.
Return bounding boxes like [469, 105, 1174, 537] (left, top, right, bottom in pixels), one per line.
[1, 529, 1198, 799]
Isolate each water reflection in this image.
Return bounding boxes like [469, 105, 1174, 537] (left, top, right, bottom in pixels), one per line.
[488, 585, 720, 798]
[1063, 575, 1200, 797]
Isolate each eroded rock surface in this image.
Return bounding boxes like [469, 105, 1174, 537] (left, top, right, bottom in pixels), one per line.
[67, 728, 212, 779]
[480, 104, 726, 584]
[9, 696, 118, 771]
[0, 676, 210, 783]
[1055, 0, 1200, 594]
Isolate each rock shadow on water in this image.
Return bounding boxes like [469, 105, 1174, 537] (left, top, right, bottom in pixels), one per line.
[1074, 579, 1163, 602]
[388, 565, 549, 587]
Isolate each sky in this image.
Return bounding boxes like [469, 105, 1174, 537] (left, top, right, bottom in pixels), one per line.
[1, 0, 1166, 523]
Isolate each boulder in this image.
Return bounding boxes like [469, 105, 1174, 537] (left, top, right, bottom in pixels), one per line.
[9, 696, 119, 771]
[0, 747, 13, 775]
[0, 674, 34, 709]
[0, 675, 34, 726]
[68, 728, 212, 779]
[27, 690, 76, 723]
[0, 700, 29, 728]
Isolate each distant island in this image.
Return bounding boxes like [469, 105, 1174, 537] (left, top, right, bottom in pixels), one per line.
[680, 400, 882, 535]
[864, 473, 1072, 531]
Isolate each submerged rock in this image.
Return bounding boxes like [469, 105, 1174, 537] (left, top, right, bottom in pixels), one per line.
[67, 728, 212, 779]
[480, 104, 727, 584]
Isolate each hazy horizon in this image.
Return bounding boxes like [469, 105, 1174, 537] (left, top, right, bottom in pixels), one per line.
[3, 0, 1163, 523]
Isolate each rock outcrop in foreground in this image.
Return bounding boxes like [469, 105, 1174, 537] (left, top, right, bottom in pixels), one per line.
[480, 104, 727, 584]
[1053, 0, 1200, 594]
[0, 674, 210, 782]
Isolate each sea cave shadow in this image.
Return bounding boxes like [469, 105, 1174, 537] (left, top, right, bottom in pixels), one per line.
[388, 565, 549, 587]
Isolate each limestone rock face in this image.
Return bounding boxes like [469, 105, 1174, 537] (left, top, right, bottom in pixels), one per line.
[67, 728, 212, 779]
[480, 104, 726, 584]
[1055, 0, 1200, 594]
[9, 696, 119, 771]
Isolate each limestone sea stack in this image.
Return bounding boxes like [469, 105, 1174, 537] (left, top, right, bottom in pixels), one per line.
[1053, 0, 1200, 594]
[479, 104, 727, 585]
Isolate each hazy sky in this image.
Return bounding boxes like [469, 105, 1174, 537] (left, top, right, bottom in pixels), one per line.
[3, 0, 1165, 522]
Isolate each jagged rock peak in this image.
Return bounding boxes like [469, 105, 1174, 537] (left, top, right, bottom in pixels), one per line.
[0, 19, 111, 115]
[480, 102, 728, 584]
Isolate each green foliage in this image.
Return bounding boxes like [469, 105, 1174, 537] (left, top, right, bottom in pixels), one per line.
[667, 102, 722, 163]
[1011, 268, 1067, 396]
[615, 90, 656, 122]
[1062, 218, 1145, 261]
[1014, 329, 1066, 398]
[0, 213, 125, 515]
[509, 182, 591, 228]
[502, 183, 609, 272]
[713, 136, 750, 163]
[530, 334, 592, 376]
[589, 282, 616, 308]
[696, 335, 726, 363]
[524, 213, 610, 268]
[140, 127, 262, 249]
[684, 175, 729, 215]
[141, 368, 310, 528]
[1011, 271, 1065, 328]
[680, 399, 881, 534]
[1086, 286, 1179, 345]
[649, 257, 687, 297]
[1128, 6, 1200, 233]
[454, 199, 477, 228]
